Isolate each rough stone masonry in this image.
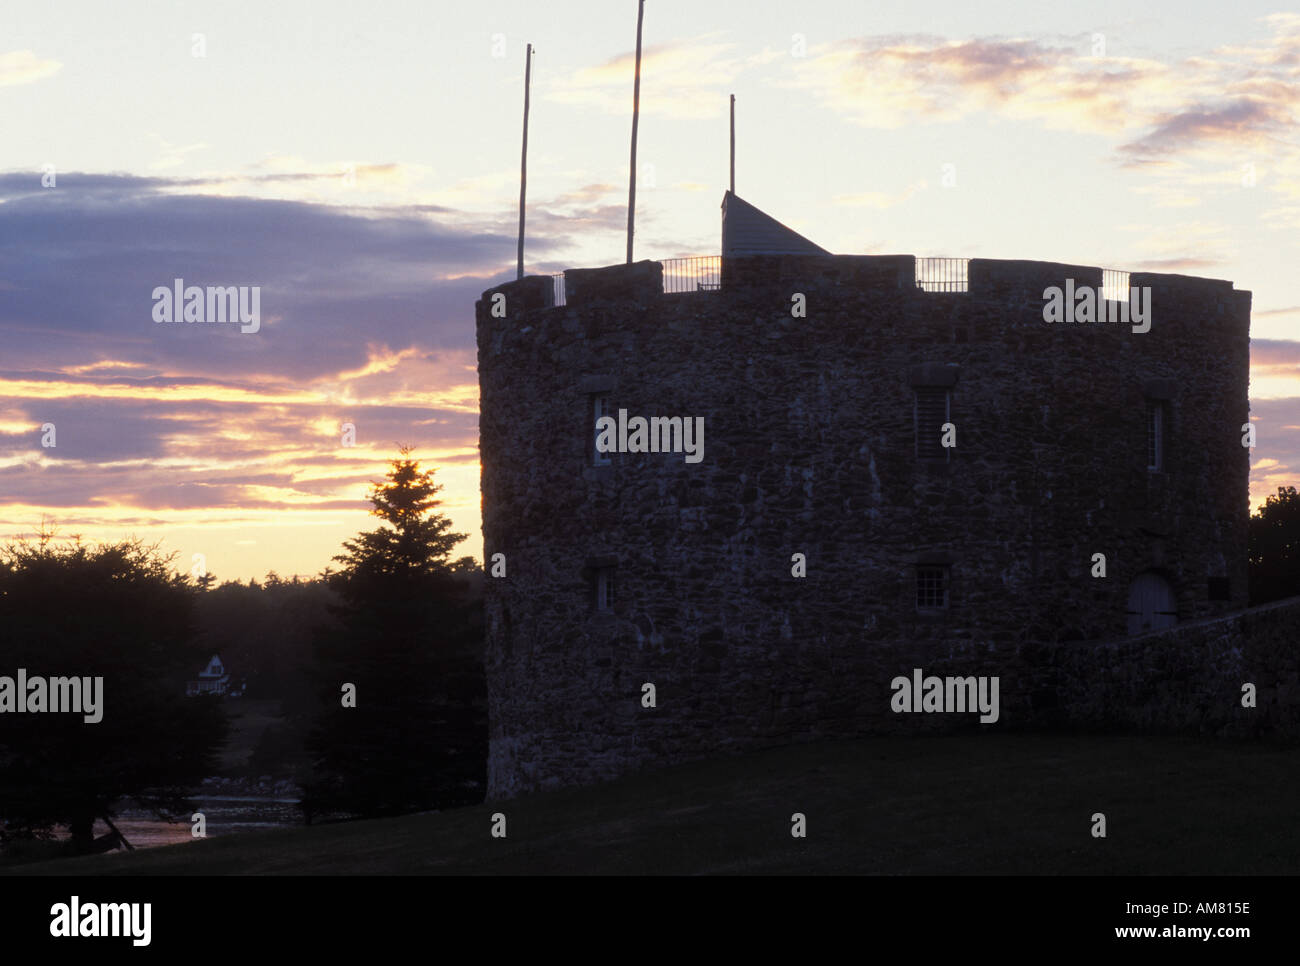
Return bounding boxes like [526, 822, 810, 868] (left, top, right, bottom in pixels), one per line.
[476, 253, 1254, 799]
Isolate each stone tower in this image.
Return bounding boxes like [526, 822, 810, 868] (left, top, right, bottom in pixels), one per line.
[476, 201, 1251, 799]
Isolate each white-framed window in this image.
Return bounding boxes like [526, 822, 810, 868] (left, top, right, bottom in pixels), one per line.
[1147, 399, 1166, 471]
[592, 393, 612, 466]
[916, 564, 949, 610]
[914, 387, 950, 461]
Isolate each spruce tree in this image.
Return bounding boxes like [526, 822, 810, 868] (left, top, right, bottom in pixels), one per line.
[302, 448, 482, 819]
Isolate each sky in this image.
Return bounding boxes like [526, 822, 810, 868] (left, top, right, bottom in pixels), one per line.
[1, 0, 1298, 582]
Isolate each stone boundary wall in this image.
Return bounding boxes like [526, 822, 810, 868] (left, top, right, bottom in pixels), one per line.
[1041, 595, 1300, 739]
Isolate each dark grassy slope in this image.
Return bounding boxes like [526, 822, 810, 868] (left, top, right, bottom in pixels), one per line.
[10, 734, 1298, 875]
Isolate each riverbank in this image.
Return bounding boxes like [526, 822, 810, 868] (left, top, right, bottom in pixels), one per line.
[0, 787, 304, 866]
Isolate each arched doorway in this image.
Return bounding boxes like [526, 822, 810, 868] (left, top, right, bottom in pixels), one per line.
[1126, 572, 1177, 635]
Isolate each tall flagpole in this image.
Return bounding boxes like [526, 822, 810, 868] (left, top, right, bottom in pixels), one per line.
[626, 0, 644, 264]
[516, 43, 533, 279]
[729, 93, 735, 194]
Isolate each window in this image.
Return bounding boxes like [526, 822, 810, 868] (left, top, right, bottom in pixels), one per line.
[915, 387, 950, 460]
[916, 565, 949, 610]
[593, 567, 616, 612]
[1146, 399, 1166, 470]
[1207, 577, 1231, 601]
[592, 393, 612, 466]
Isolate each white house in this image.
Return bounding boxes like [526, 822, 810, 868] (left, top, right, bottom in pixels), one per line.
[186, 654, 241, 696]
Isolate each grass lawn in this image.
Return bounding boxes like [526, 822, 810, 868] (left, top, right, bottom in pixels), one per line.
[8, 733, 1298, 875]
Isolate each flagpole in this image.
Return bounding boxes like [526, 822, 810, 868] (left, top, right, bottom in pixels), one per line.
[516, 43, 533, 279]
[626, 0, 645, 264]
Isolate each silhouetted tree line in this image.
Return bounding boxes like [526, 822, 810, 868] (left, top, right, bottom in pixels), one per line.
[0, 534, 227, 854]
[0, 449, 486, 858]
[1249, 485, 1300, 606]
[195, 574, 339, 712]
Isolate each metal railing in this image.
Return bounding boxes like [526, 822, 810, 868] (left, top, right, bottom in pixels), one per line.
[915, 257, 969, 292]
[548, 256, 722, 306]
[546, 257, 1132, 305]
[1102, 269, 1131, 302]
[661, 255, 722, 293]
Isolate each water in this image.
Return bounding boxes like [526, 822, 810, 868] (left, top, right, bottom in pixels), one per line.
[76, 795, 303, 852]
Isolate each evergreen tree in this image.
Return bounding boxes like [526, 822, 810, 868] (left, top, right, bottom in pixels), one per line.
[302, 448, 483, 820]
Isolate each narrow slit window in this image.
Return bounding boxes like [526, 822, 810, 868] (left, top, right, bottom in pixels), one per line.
[594, 568, 616, 612]
[915, 387, 950, 461]
[592, 393, 612, 466]
[1147, 400, 1166, 471]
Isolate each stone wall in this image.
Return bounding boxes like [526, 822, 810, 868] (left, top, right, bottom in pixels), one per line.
[477, 255, 1254, 798]
[1044, 595, 1300, 738]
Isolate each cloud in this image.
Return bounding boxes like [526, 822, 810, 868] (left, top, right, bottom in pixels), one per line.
[1118, 98, 1295, 161]
[0, 173, 500, 537]
[834, 181, 928, 208]
[1116, 220, 1231, 272]
[1248, 396, 1300, 508]
[1252, 339, 1300, 367]
[0, 50, 61, 87]
[781, 35, 1174, 132]
[147, 135, 209, 172]
[0, 171, 533, 374]
[548, 37, 764, 120]
[782, 18, 1300, 222]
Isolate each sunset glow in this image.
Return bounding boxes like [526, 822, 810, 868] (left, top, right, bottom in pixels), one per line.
[2, 0, 1297, 579]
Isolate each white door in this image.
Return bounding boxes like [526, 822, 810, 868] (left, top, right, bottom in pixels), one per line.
[1126, 572, 1177, 635]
